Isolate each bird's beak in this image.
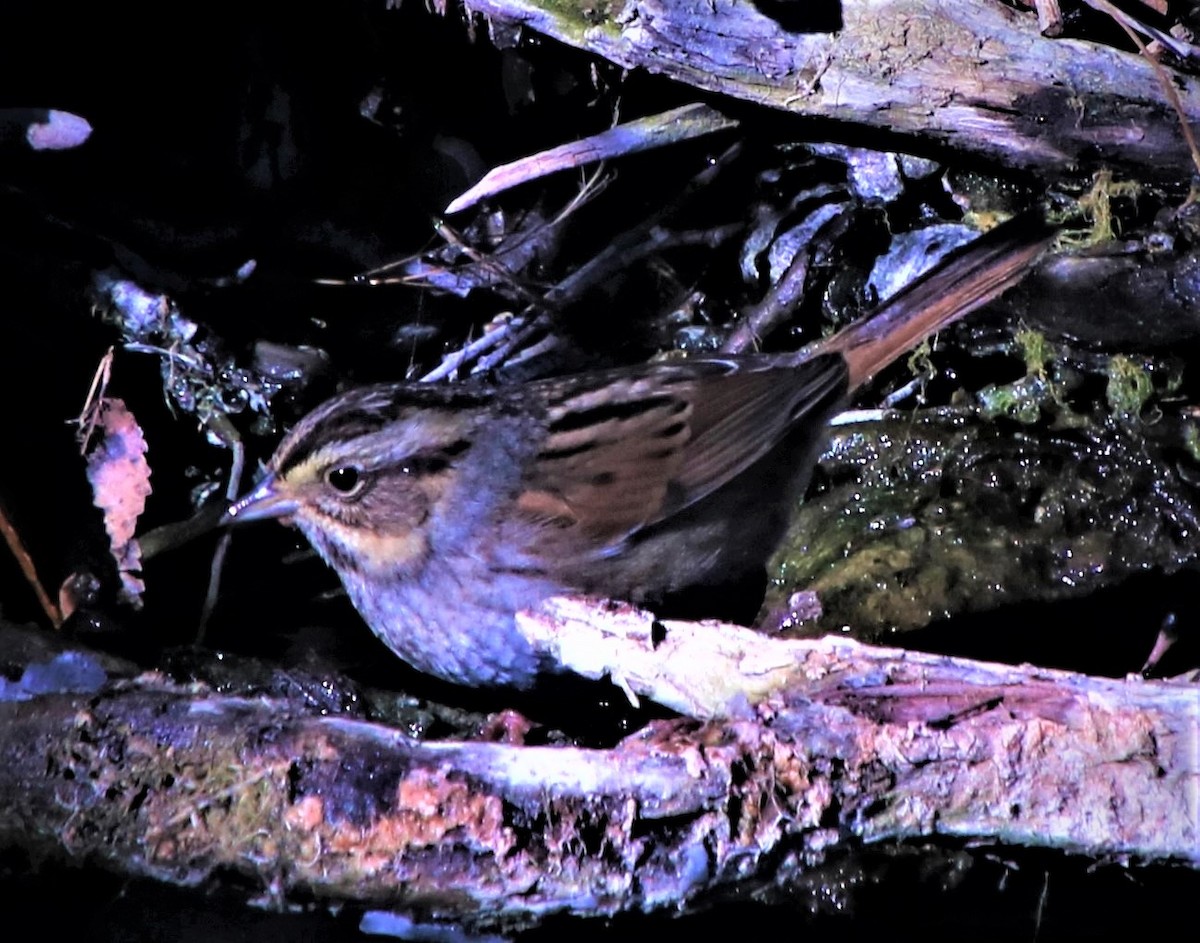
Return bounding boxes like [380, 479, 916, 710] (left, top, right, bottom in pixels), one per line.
[224, 474, 300, 525]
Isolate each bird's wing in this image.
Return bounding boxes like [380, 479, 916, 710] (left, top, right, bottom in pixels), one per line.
[516, 355, 848, 545]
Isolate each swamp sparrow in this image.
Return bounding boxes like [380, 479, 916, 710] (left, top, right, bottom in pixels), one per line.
[226, 215, 1051, 688]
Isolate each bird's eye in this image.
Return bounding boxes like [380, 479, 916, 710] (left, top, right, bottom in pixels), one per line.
[325, 465, 363, 495]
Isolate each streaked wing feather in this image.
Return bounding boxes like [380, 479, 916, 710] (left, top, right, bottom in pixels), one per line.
[517, 355, 848, 546]
[518, 371, 696, 541]
[666, 355, 847, 515]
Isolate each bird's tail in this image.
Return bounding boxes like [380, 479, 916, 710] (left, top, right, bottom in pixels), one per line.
[815, 212, 1054, 389]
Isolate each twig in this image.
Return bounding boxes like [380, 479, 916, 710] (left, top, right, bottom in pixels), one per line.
[197, 431, 245, 644]
[428, 145, 745, 379]
[444, 103, 739, 214]
[1088, 0, 1200, 175]
[74, 346, 114, 455]
[1082, 0, 1200, 61]
[137, 504, 227, 561]
[470, 222, 744, 376]
[431, 219, 552, 311]
[470, 313, 554, 376]
[421, 316, 525, 381]
[0, 497, 62, 628]
[722, 201, 852, 354]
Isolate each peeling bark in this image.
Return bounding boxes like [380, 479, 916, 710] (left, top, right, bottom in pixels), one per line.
[456, 0, 1200, 180]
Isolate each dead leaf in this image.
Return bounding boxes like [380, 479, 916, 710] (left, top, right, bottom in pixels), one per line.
[83, 398, 151, 608]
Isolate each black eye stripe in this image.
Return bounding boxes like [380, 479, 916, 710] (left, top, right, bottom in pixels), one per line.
[401, 439, 471, 477]
[279, 414, 386, 477]
[272, 386, 489, 478]
[314, 439, 469, 496]
[402, 455, 449, 476]
[439, 438, 472, 458]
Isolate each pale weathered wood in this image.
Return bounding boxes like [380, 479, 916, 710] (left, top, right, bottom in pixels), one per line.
[456, 0, 1200, 181]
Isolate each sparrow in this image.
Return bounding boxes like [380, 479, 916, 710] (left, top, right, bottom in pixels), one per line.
[225, 214, 1052, 688]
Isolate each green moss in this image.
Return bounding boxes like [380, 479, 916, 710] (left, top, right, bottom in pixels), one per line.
[536, 0, 624, 38]
[1183, 422, 1200, 463]
[1105, 354, 1153, 420]
[1052, 168, 1142, 245]
[976, 376, 1046, 424]
[973, 329, 1074, 425]
[1014, 326, 1052, 378]
[766, 408, 1200, 640]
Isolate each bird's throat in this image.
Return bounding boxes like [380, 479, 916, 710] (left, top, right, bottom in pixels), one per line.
[298, 514, 430, 579]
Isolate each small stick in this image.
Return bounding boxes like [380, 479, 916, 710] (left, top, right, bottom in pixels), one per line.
[0, 498, 62, 628]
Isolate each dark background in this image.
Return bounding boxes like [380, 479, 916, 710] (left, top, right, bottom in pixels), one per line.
[1, 2, 1197, 939]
